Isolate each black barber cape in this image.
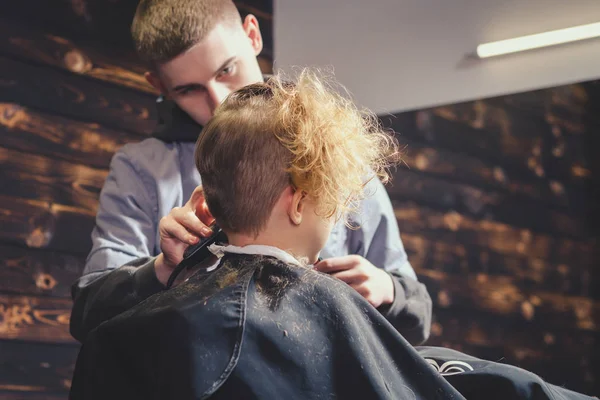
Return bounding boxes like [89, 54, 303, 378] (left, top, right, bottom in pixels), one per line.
[69, 254, 595, 400]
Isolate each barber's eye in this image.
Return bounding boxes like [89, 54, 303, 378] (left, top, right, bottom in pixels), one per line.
[178, 85, 202, 96]
[219, 64, 236, 78]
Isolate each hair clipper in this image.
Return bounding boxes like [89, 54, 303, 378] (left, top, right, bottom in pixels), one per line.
[165, 223, 228, 289]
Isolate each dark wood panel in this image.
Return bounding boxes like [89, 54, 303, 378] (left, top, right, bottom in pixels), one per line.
[0, 295, 74, 343]
[387, 109, 532, 164]
[431, 99, 547, 142]
[0, 56, 156, 136]
[491, 84, 590, 135]
[393, 202, 594, 266]
[0, 147, 106, 212]
[0, 194, 94, 254]
[0, 391, 66, 400]
[0, 0, 273, 59]
[384, 110, 590, 187]
[0, 245, 84, 298]
[0, 103, 137, 169]
[404, 233, 598, 299]
[417, 268, 600, 332]
[430, 308, 598, 357]
[431, 99, 591, 184]
[432, 89, 590, 141]
[0, 19, 155, 95]
[0, 19, 272, 92]
[0, 340, 77, 395]
[388, 169, 586, 238]
[399, 138, 571, 209]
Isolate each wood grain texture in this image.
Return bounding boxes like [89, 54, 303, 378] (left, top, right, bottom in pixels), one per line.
[0, 19, 155, 94]
[430, 308, 599, 357]
[0, 0, 273, 66]
[0, 340, 77, 395]
[493, 84, 590, 135]
[0, 147, 106, 212]
[386, 109, 532, 164]
[418, 268, 599, 331]
[0, 245, 84, 298]
[0, 19, 273, 91]
[0, 103, 138, 169]
[389, 169, 587, 238]
[0, 194, 94, 254]
[0, 295, 74, 343]
[398, 138, 573, 209]
[384, 108, 590, 188]
[393, 202, 594, 266]
[0, 391, 67, 400]
[403, 233, 598, 299]
[0, 56, 156, 135]
[431, 98, 591, 184]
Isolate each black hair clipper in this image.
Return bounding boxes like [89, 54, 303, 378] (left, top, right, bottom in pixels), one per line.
[165, 223, 228, 289]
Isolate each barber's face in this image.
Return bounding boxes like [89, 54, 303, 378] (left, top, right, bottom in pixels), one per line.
[147, 16, 264, 126]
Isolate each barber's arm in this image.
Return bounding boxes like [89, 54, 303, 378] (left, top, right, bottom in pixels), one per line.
[70, 147, 162, 342]
[362, 179, 432, 345]
[71, 147, 214, 343]
[315, 178, 432, 345]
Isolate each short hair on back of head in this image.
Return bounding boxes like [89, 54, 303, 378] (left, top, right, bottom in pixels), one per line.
[195, 69, 401, 237]
[131, 0, 241, 64]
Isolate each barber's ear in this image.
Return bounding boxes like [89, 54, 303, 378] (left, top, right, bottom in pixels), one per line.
[242, 14, 263, 56]
[145, 71, 168, 96]
[288, 188, 305, 226]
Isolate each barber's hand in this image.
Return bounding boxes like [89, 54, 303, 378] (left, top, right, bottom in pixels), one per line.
[314, 255, 394, 308]
[155, 186, 215, 285]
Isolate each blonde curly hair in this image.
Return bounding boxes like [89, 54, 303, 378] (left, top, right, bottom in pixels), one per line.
[195, 69, 401, 236]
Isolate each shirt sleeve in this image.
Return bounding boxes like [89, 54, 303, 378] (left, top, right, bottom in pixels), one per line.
[349, 178, 416, 278]
[377, 271, 432, 345]
[70, 147, 163, 342]
[348, 177, 433, 344]
[84, 146, 158, 274]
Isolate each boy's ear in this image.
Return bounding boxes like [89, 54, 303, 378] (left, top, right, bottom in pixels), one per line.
[288, 187, 305, 226]
[242, 14, 263, 56]
[145, 71, 167, 95]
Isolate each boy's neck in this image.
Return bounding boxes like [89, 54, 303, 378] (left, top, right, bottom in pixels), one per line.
[226, 229, 316, 264]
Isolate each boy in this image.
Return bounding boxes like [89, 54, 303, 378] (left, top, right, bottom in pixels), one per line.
[70, 0, 431, 345]
[70, 72, 595, 400]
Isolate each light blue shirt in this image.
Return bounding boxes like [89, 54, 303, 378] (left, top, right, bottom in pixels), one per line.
[84, 138, 416, 280]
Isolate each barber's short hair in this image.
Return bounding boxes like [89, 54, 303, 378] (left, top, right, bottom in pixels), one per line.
[131, 0, 241, 64]
[195, 69, 401, 237]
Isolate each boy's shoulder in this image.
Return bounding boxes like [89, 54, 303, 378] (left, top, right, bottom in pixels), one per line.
[87, 252, 370, 351]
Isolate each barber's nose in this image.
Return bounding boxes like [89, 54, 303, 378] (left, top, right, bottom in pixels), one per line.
[207, 85, 231, 112]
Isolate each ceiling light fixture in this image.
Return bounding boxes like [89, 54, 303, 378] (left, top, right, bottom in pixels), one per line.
[475, 21, 600, 58]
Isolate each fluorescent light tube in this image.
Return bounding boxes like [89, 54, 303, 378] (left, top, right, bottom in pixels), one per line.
[476, 21, 600, 58]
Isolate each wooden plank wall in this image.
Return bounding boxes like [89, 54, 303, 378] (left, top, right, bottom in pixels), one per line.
[380, 81, 600, 396]
[0, 0, 272, 398]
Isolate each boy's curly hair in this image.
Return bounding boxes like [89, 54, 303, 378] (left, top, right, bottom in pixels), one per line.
[195, 69, 401, 236]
